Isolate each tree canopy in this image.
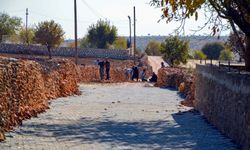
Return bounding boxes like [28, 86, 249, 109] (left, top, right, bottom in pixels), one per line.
[86, 20, 117, 49]
[112, 37, 127, 49]
[0, 13, 22, 42]
[193, 50, 207, 60]
[160, 36, 189, 66]
[226, 31, 245, 60]
[219, 49, 233, 61]
[19, 27, 35, 45]
[34, 20, 64, 58]
[201, 42, 225, 60]
[150, 0, 250, 70]
[145, 40, 161, 56]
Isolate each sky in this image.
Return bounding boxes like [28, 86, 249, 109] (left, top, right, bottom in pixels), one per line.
[0, 0, 230, 39]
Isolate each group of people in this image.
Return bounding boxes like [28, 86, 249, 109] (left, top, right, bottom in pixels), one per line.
[125, 66, 158, 82]
[97, 59, 110, 80]
[96, 58, 158, 83]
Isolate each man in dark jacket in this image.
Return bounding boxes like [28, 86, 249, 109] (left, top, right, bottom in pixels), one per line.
[105, 59, 110, 80]
[98, 60, 105, 80]
[132, 66, 139, 81]
[149, 72, 158, 82]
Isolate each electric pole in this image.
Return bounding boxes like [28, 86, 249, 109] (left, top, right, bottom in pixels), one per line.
[128, 16, 132, 56]
[74, 0, 78, 65]
[26, 8, 29, 45]
[133, 6, 136, 63]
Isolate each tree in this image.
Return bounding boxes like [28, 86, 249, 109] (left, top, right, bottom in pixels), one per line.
[34, 20, 64, 59]
[219, 49, 233, 61]
[145, 40, 161, 56]
[160, 36, 189, 67]
[112, 37, 127, 49]
[19, 27, 35, 45]
[226, 31, 245, 61]
[86, 20, 117, 49]
[80, 36, 91, 48]
[193, 50, 207, 60]
[150, 0, 250, 71]
[0, 13, 21, 42]
[201, 42, 225, 60]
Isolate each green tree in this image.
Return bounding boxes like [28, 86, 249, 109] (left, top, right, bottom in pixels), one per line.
[19, 27, 35, 45]
[193, 50, 207, 60]
[80, 36, 91, 48]
[160, 36, 189, 67]
[34, 20, 64, 59]
[112, 37, 127, 49]
[145, 40, 161, 56]
[219, 49, 233, 61]
[0, 13, 21, 42]
[86, 20, 117, 48]
[150, 0, 250, 71]
[201, 42, 225, 60]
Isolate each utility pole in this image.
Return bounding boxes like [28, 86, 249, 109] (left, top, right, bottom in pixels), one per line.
[74, 0, 78, 65]
[128, 16, 132, 56]
[26, 8, 29, 45]
[133, 6, 136, 63]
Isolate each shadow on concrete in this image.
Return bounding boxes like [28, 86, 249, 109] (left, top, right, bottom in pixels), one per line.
[17, 111, 239, 149]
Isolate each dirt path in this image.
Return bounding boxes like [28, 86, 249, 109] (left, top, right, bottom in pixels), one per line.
[147, 56, 168, 74]
[0, 83, 238, 149]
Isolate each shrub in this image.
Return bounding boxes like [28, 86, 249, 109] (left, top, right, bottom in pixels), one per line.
[201, 42, 225, 60]
[160, 36, 189, 67]
[219, 49, 233, 61]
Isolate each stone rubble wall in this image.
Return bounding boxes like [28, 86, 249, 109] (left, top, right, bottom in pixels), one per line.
[157, 67, 195, 107]
[0, 57, 79, 141]
[195, 65, 250, 150]
[0, 43, 130, 60]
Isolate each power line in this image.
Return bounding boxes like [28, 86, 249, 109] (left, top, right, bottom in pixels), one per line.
[80, 0, 104, 19]
[29, 10, 91, 23]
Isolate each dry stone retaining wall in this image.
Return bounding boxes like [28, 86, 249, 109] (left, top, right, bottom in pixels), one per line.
[157, 67, 195, 106]
[0, 43, 130, 60]
[195, 65, 250, 150]
[0, 57, 79, 141]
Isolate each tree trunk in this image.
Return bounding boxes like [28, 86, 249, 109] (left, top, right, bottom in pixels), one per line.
[245, 35, 250, 71]
[47, 45, 52, 59]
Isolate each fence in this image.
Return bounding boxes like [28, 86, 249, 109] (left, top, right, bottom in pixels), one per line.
[195, 59, 247, 74]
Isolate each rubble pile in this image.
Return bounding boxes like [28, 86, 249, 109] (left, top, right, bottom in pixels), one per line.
[79, 66, 126, 82]
[157, 67, 195, 107]
[80, 65, 153, 83]
[0, 57, 79, 141]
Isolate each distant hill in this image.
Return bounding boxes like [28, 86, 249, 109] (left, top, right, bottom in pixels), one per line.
[130, 36, 228, 52]
[64, 36, 228, 53]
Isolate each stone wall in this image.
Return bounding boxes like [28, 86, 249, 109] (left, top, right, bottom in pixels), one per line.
[157, 67, 195, 106]
[0, 57, 79, 141]
[0, 43, 130, 60]
[195, 65, 250, 150]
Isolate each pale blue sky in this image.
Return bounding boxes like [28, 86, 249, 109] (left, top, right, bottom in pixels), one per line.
[1, 0, 229, 39]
